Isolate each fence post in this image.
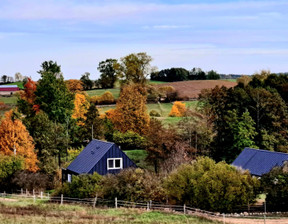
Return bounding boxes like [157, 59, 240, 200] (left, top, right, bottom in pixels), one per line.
[93, 194, 98, 208]
[48, 192, 50, 200]
[150, 200, 152, 210]
[263, 201, 266, 224]
[33, 189, 35, 196]
[115, 197, 118, 209]
[223, 213, 225, 224]
[21, 188, 23, 195]
[33, 194, 36, 203]
[147, 202, 150, 211]
[26, 189, 28, 197]
[183, 204, 186, 214]
[40, 192, 43, 200]
[61, 194, 63, 205]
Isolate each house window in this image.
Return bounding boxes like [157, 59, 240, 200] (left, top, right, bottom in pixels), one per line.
[68, 174, 72, 183]
[107, 158, 123, 170]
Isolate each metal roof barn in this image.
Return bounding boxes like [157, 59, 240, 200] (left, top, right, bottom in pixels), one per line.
[232, 147, 288, 176]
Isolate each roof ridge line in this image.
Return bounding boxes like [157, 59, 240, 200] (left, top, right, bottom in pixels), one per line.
[246, 147, 288, 156]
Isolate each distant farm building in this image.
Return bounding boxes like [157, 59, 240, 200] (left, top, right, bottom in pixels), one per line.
[0, 85, 20, 96]
[62, 140, 136, 182]
[232, 147, 288, 176]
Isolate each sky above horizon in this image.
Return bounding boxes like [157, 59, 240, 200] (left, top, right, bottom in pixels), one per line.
[0, 0, 287, 80]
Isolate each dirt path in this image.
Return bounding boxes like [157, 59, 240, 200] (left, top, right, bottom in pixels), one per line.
[214, 217, 288, 224]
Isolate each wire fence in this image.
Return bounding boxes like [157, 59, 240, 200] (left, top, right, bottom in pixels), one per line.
[1, 189, 288, 223]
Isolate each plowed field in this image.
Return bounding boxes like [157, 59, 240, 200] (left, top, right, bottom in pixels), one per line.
[157, 80, 237, 99]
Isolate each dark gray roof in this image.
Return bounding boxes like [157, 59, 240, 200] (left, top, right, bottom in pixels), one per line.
[67, 140, 114, 174]
[232, 147, 288, 176]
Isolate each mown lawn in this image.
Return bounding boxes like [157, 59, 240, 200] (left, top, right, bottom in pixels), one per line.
[0, 199, 220, 224]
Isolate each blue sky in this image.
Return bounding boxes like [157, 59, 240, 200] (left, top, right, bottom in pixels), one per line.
[0, 0, 287, 80]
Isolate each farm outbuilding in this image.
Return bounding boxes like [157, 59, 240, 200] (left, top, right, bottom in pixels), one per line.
[232, 147, 288, 176]
[62, 140, 136, 182]
[0, 85, 20, 96]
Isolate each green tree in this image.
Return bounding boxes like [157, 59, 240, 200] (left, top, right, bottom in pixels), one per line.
[80, 72, 93, 90]
[115, 52, 155, 85]
[79, 103, 103, 142]
[164, 157, 260, 212]
[35, 61, 74, 124]
[98, 59, 118, 88]
[189, 67, 206, 80]
[207, 70, 220, 80]
[23, 111, 69, 172]
[261, 165, 288, 211]
[152, 68, 189, 82]
[226, 109, 257, 160]
[38, 60, 61, 76]
[0, 155, 24, 191]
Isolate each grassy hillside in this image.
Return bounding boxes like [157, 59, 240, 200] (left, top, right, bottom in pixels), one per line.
[86, 88, 120, 98]
[124, 150, 153, 170]
[98, 101, 198, 125]
[0, 199, 219, 224]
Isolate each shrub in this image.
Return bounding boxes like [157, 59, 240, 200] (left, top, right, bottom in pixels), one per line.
[261, 165, 288, 211]
[101, 168, 165, 202]
[90, 91, 115, 105]
[54, 173, 102, 198]
[0, 155, 24, 191]
[112, 130, 146, 150]
[149, 110, 161, 117]
[164, 157, 260, 212]
[12, 170, 52, 191]
[169, 101, 186, 117]
[158, 86, 177, 102]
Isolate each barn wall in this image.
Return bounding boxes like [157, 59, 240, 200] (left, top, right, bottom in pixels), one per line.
[89, 145, 136, 175]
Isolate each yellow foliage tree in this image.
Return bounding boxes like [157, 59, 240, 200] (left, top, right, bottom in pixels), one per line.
[72, 93, 90, 125]
[65, 79, 84, 93]
[108, 84, 150, 135]
[169, 101, 186, 117]
[90, 91, 115, 105]
[0, 110, 38, 172]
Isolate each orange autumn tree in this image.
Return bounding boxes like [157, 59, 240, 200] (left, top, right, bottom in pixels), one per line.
[72, 93, 90, 125]
[169, 101, 186, 117]
[65, 79, 84, 93]
[108, 84, 150, 135]
[18, 78, 40, 114]
[0, 110, 38, 172]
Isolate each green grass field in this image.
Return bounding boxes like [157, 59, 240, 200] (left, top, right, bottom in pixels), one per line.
[0, 199, 219, 224]
[97, 101, 198, 125]
[86, 88, 120, 98]
[0, 95, 17, 104]
[124, 150, 153, 170]
[3, 81, 24, 89]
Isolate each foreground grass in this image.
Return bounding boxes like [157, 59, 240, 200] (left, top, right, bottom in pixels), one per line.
[0, 199, 219, 224]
